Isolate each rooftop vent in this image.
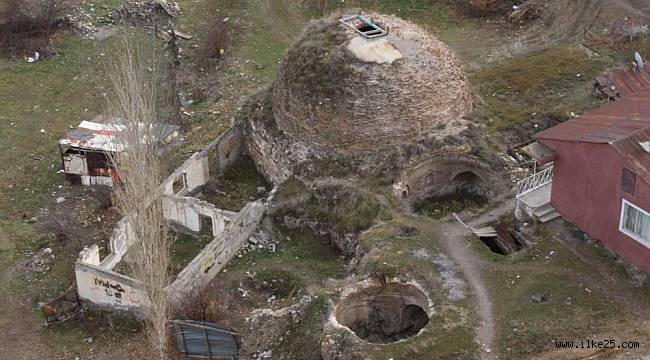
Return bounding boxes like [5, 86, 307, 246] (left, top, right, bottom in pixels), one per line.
[340, 15, 388, 39]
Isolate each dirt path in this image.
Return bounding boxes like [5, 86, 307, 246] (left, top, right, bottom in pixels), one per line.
[314, 177, 512, 358]
[437, 199, 515, 360]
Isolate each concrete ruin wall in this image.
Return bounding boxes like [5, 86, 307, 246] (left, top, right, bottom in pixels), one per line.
[163, 195, 237, 236]
[76, 245, 148, 310]
[211, 125, 243, 174]
[166, 199, 268, 306]
[75, 124, 267, 312]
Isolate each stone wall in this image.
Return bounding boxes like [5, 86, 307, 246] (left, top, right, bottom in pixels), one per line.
[397, 156, 504, 201]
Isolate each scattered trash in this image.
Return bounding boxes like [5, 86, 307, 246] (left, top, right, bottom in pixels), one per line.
[27, 52, 40, 63]
[56, 197, 66, 204]
[564, 297, 572, 305]
[529, 292, 547, 303]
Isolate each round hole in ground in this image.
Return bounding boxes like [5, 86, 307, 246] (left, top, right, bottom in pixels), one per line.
[335, 282, 430, 344]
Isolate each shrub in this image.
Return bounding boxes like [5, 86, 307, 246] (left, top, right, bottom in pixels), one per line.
[90, 185, 113, 211]
[0, 0, 71, 57]
[40, 207, 78, 245]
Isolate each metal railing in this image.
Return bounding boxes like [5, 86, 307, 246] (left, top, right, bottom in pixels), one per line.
[516, 164, 554, 197]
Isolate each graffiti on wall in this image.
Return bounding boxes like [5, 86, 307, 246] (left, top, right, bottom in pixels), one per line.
[90, 276, 141, 305]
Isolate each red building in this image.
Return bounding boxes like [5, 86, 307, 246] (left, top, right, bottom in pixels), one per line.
[516, 65, 650, 274]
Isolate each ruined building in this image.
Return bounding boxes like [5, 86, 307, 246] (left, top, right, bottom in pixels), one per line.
[241, 13, 503, 201]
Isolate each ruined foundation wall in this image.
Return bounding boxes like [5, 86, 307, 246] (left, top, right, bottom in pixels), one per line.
[76, 246, 148, 310]
[76, 124, 267, 312]
[166, 198, 269, 307]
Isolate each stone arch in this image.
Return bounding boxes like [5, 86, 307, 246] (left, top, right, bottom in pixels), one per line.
[396, 156, 503, 202]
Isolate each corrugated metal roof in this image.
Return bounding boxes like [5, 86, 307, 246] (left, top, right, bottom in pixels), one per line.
[536, 88, 650, 143]
[611, 65, 650, 97]
[536, 70, 650, 184]
[59, 115, 179, 152]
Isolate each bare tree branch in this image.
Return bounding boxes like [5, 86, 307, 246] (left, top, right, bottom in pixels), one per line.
[106, 38, 171, 360]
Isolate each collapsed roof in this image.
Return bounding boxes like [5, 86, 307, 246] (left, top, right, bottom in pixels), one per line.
[59, 115, 179, 153]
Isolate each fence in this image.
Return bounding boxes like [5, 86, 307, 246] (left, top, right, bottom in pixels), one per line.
[516, 164, 554, 197]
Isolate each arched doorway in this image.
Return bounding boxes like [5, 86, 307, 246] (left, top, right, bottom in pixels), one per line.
[452, 171, 484, 195]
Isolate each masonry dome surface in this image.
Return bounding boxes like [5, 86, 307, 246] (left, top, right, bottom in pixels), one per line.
[272, 13, 473, 155]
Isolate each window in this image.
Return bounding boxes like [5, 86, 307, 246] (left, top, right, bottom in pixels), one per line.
[621, 168, 636, 195]
[619, 199, 650, 247]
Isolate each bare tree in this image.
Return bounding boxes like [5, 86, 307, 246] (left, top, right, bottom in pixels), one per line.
[106, 40, 171, 360]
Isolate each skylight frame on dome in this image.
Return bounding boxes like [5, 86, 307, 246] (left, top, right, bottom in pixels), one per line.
[339, 15, 388, 39]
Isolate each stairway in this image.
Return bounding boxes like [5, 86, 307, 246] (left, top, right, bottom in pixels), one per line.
[516, 181, 562, 223]
[533, 203, 561, 223]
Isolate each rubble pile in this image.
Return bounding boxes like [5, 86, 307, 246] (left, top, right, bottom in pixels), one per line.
[26, 247, 54, 273]
[63, 6, 97, 35]
[240, 296, 312, 359]
[245, 230, 277, 253]
[108, 0, 179, 25]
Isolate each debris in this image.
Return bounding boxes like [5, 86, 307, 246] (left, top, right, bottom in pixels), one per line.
[26, 248, 55, 273]
[240, 296, 312, 358]
[473, 226, 497, 237]
[173, 30, 193, 40]
[529, 292, 547, 303]
[108, 0, 179, 25]
[564, 297, 572, 305]
[56, 197, 66, 204]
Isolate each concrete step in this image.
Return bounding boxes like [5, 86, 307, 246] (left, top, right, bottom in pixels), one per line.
[533, 203, 556, 217]
[539, 210, 561, 223]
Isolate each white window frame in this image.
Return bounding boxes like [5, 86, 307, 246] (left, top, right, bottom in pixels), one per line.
[619, 199, 650, 249]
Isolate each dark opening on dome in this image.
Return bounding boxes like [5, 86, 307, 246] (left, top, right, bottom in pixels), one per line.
[339, 14, 387, 38]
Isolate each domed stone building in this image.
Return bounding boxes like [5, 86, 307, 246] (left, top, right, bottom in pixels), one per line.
[240, 12, 504, 200]
[272, 13, 472, 155]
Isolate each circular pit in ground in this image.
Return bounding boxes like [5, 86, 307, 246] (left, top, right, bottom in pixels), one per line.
[335, 282, 430, 344]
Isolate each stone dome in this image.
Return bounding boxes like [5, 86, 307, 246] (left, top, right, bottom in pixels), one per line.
[272, 13, 473, 155]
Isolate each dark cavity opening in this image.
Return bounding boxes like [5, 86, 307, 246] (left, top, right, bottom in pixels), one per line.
[479, 236, 508, 255]
[478, 223, 523, 255]
[414, 171, 488, 218]
[336, 283, 430, 344]
[357, 24, 376, 33]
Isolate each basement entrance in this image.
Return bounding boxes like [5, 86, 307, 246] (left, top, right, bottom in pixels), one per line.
[335, 282, 430, 344]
